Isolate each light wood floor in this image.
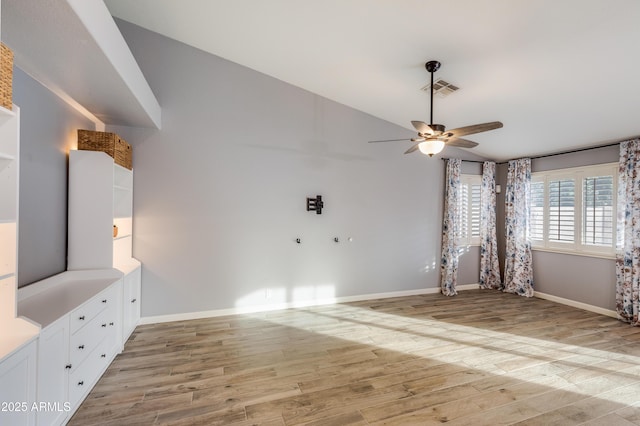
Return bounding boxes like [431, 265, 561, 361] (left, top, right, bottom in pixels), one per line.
[69, 289, 640, 425]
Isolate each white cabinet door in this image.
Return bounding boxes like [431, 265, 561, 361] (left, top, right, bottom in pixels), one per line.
[36, 316, 71, 426]
[122, 267, 141, 344]
[0, 339, 37, 426]
[104, 279, 123, 358]
[67, 151, 113, 270]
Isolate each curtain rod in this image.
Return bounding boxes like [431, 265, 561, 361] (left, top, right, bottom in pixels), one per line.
[513, 140, 623, 163]
[442, 137, 635, 165]
[440, 158, 485, 164]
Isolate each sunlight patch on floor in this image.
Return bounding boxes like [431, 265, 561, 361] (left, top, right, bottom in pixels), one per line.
[257, 301, 640, 408]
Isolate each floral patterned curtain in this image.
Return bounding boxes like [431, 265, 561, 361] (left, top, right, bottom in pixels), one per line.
[616, 139, 640, 325]
[480, 161, 502, 290]
[441, 158, 461, 296]
[504, 158, 534, 297]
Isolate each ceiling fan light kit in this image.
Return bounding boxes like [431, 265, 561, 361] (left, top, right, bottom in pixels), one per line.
[418, 140, 446, 157]
[368, 60, 503, 157]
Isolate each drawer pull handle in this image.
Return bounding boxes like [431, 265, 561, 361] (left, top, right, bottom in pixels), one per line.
[78, 381, 84, 386]
[101, 354, 106, 358]
[65, 364, 72, 369]
[102, 299, 107, 303]
[78, 345, 84, 350]
[102, 323, 107, 327]
[109, 322, 114, 326]
[131, 299, 137, 303]
[79, 316, 85, 320]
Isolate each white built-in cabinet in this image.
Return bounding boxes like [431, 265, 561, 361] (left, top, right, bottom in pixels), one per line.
[68, 149, 141, 343]
[0, 145, 141, 425]
[0, 105, 40, 426]
[18, 269, 123, 425]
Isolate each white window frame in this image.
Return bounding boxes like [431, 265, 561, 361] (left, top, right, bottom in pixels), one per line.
[458, 174, 482, 247]
[530, 163, 617, 258]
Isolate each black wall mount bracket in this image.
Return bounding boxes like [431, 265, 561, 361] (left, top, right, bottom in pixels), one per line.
[306, 195, 323, 214]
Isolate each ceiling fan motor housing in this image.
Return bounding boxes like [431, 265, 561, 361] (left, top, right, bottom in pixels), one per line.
[426, 124, 445, 135]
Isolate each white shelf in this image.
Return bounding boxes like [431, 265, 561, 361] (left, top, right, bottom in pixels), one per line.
[113, 234, 131, 241]
[0, 119, 17, 175]
[114, 184, 131, 192]
[0, 273, 15, 282]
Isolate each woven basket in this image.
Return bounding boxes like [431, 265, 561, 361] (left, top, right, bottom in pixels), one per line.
[0, 43, 13, 111]
[77, 130, 132, 170]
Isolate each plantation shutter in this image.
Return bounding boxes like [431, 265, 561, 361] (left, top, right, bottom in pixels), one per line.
[548, 178, 575, 243]
[458, 181, 470, 243]
[530, 179, 545, 242]
[583, 175, 614, 246]
[470, 182, 481, 241]
[457, 177, 482, 245]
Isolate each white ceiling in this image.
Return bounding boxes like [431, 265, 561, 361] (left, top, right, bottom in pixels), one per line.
[105, 0, 640, 161]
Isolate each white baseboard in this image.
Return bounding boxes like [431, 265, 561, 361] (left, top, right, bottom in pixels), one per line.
[140, 283, 481, 325]
[533, 291, 618, 319]
[140, 284, 618, 325]
[455, 283, 481, 291]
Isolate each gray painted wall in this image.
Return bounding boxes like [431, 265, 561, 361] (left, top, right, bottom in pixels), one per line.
[13, 67, 95, 287]
[496, 145, 618, 310]
[112, 20, 485, 317]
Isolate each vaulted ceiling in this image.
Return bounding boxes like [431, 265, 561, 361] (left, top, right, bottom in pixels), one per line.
[4, 1, 639, 161]
[103, 0, 640, 161]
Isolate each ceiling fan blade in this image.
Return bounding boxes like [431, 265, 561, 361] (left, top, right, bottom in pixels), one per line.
[411, 121, 434, 135]
[411, 137, 426, 142]
[404, 144, 421, 154]
[448, 121, 503, 138]
[368, 138, 411, 143]
[446, 137, 479, 148]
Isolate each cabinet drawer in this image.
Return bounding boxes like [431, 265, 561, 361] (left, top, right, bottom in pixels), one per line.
[70, 295, 106, 334]
[69, 340, 110, 408]
[69, 309, 109, 369]
[69, 284, 118, 334]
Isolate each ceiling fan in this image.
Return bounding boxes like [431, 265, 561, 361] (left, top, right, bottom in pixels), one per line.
[369, 60, 503, 156]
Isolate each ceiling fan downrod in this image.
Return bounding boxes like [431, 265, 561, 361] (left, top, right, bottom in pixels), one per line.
[425, 60, 441, 126]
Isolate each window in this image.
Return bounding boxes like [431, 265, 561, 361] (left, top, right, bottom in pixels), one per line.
[530, 163, 617, 257]
[458, 175, 481, 246]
